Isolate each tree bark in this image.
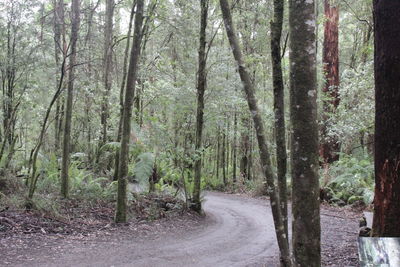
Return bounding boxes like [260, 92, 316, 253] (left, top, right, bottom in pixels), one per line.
[192, 0, 208, 212]
[100, 0, 115, 145]
[270, 0, 288, 240]
[115, 0, 144, 223]
[372, 0, 400, 237]
[232, 111, 237, 184]
[320, 0, 340, 164]
[219, 0, 291, 266]
[61, 0, 80, 198]
[113, 0, 136, 182]
[289, 0, 320, 266]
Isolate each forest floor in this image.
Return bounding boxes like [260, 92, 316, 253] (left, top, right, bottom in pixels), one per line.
[0, 192, 362, 267]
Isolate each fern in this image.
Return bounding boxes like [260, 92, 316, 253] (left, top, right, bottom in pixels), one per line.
[133, 152, 155, 186]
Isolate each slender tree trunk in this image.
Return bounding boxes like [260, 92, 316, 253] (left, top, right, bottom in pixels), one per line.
[113, 0, 136, 182]
[100, 0, 115, 146]
[192, 0, 208, 212]
[216, 130, 220, 181]
[219, 0, 291, 265]
[115, 0, 144, 223]
[232, 111, 237, 184]
[271, 0, 288, 241]
[240, 117, 249, 181]
[372, 0, 400, 237]
[53, 0, 64, 152]
[222, 129, 226, 186]
[61, 0, 80, 198]
[320, 0, 340, 164]
[289, 0, 320, 266]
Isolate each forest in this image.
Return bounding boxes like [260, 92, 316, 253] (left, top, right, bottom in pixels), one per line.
[0, 0, 399, 266]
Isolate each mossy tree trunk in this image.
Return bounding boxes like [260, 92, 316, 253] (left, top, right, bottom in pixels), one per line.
[288, 0, 321, 266]
[113, 0, 136, 182]
[115, 0, 144, 223]
[192, 0, 209, 212]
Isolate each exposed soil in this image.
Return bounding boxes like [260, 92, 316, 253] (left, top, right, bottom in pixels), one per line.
[0, 192, 361, 267]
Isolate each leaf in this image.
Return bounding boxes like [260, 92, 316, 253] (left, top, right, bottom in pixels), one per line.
[133, 152, 155, 186]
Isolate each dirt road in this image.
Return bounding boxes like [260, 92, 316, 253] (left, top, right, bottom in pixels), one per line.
[4, 192, 360, 267]
[10, 192, 279, 267]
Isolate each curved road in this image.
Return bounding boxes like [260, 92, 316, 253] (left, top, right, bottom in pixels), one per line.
[24, 192, 280, 267]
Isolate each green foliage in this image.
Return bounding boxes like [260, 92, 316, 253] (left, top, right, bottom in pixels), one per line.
[323, 153, 374, 205]
[130, 152, 155, 187]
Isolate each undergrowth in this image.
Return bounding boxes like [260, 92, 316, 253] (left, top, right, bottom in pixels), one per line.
[321, 153, 374, 206]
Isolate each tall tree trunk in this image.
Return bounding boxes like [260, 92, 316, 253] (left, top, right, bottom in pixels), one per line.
[219, 0, 291, 266]
[232, 111, 237, 184]
[289, 0, 320, 266]
[320, 0, 340, 164]
[115, 0, 144, 223]
[222, 129, 226, 186]
[271, 0, 288, 241]
[216, 130, 220, 181]
[100, 0, 114, 145]
[192, 0, 208, 212]
[113, 0, 136, 182]
[53, 0, 65, 152]
[372, 0, 400, 237]
[61, 0, 80, 198]
[240, 117, 249, 181]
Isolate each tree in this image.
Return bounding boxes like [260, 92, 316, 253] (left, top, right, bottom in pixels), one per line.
[100, 0, 115, 146]
[372, 0, 400, 237]
[115, 0, 144, 223]
[289, 0, 320, 266]
[113, 0, 136, 182]
[270, 0, 288, 238]
[192, 0, 208, 212]
[60, 0, 80, 198]
[320, 0, 340, 164]
[219, 0, 291, 266]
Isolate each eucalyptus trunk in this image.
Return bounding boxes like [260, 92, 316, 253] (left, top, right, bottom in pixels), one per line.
[289, 0, 320, 266]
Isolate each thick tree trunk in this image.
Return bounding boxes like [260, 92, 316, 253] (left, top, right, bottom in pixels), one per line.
[61, 0, 80, 198]
[219, 0, 291, 266]
[320, 0, 340, 164]
[115, 0, 144, 223]
[192, 0, 208, 212]
[372, 0, 400, 237]
[100, 0, 115, 145]
[270, 0, 288, 240]
[289, 0, 321, 266]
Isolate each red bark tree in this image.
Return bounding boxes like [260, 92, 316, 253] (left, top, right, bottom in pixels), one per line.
[372, 0, 400, 237]
[320, 0, 340, 164]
